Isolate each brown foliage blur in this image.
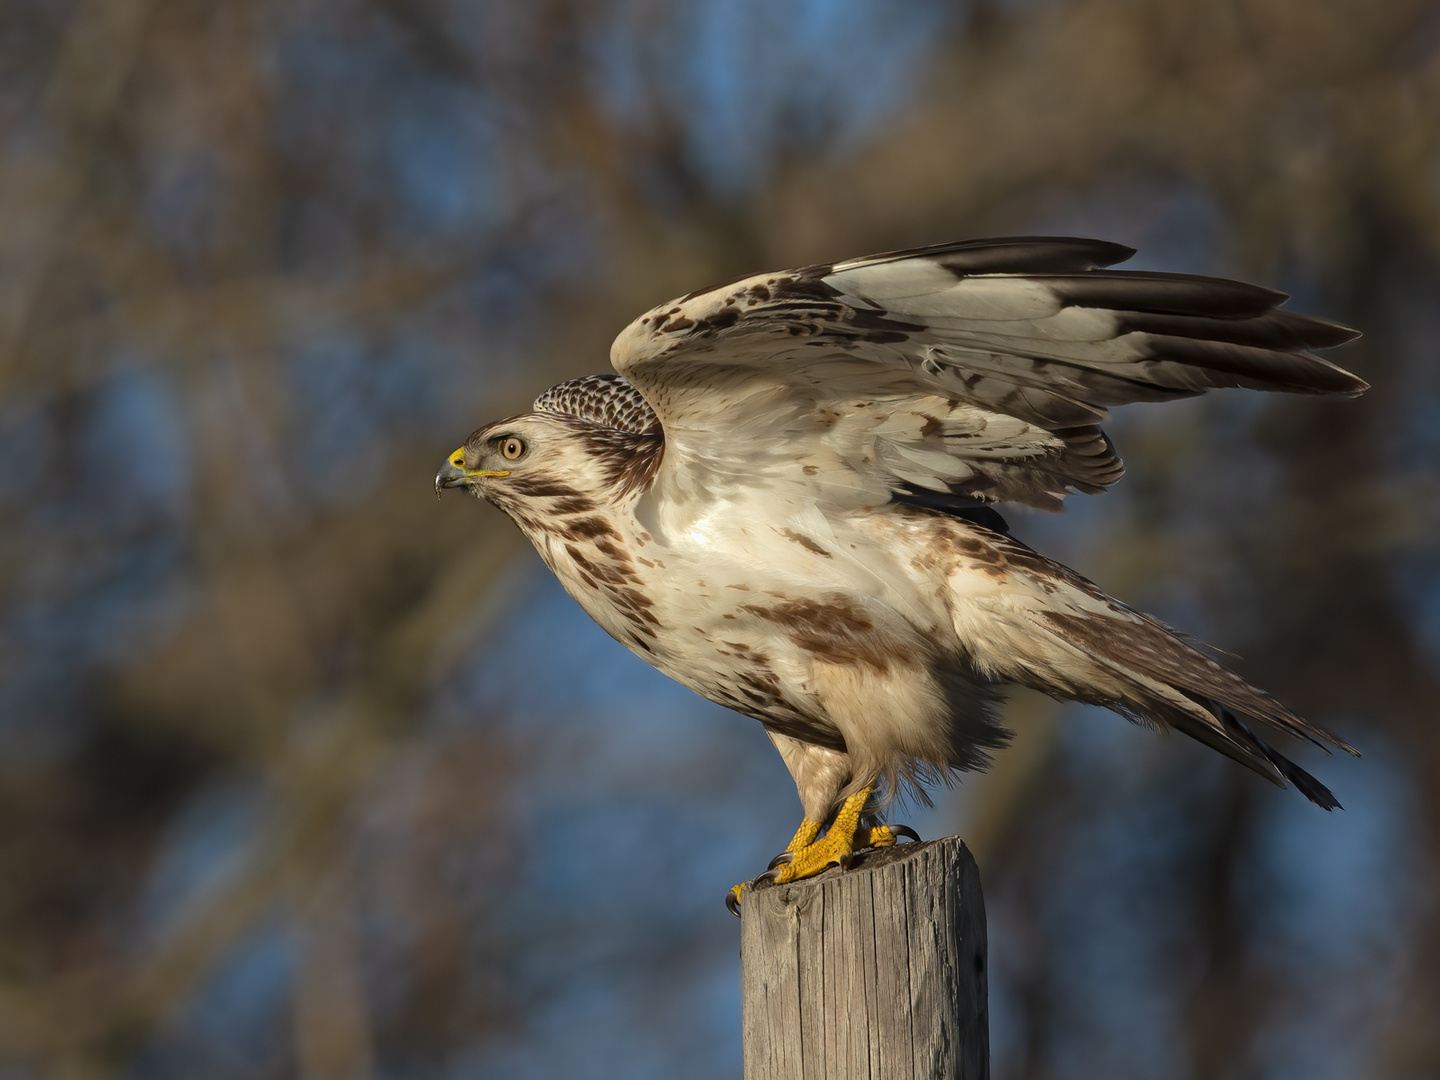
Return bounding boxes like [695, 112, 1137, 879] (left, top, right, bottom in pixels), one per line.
[1, 0, 1437, 1077]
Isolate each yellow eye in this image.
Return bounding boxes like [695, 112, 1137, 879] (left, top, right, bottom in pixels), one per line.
[501, 437, 526, 461]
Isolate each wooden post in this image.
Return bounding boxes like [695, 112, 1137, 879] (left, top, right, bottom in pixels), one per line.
[740, 836, 988, 1080]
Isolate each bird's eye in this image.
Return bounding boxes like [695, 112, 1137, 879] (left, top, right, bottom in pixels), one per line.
[500, 437, 526, 461]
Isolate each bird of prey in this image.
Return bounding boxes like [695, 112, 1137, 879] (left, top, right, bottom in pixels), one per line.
[436, 237, 1364, 913]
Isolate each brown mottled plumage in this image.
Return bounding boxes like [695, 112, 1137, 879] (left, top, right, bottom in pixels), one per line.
[437, 237, 1364, 897]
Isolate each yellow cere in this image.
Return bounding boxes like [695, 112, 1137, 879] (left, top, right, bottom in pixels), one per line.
[449, 447, 465, 467]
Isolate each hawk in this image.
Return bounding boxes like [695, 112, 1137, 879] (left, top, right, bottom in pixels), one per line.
[436, 237, 1364, 913]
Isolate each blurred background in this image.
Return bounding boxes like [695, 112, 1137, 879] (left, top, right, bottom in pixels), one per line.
[1, 0, 1437, 1077]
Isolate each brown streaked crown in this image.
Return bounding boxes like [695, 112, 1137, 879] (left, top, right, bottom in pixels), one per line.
[533, 374, 660, 435]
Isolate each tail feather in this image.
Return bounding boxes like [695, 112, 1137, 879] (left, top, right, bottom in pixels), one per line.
[1088, 610, 1356, 757]
[1260, 744, 1342, 810]
[1221, 706, 1343, 810]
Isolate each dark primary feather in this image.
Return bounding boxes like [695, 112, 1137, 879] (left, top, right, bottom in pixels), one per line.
[825, 235, 1139, 276]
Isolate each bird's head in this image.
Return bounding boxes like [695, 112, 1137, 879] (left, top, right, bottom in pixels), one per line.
[436, 413, 562, 501]
[436, 410, 662, 517]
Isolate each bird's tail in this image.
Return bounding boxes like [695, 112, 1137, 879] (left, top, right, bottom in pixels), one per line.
[1028, 605, 1357, 809]
[955, 527, 1356, 807]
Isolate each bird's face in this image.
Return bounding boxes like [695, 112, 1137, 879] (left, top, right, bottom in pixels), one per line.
[435, 412, 611, 512]
[437, 408, 663, 547]
[436, 426, 523, 493]
[437, 415, 541, 499]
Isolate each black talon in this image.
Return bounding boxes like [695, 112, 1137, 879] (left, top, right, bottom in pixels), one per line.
[838, 853, 856, 871]
[890, 824, 921, 843]
[767, 850, 794, 871]
[726, 889, 742, 918]
[755, 867, 782, 886]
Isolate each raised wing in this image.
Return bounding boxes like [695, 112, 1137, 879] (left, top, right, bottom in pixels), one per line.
[610, 237, 1363, 511]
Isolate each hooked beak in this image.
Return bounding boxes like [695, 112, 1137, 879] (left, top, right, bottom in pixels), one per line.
[435, 458, 468, 497]
[435, 451, 510, 498]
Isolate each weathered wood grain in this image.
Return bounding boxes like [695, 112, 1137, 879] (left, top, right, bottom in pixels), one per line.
[740, 836, 988, 1080]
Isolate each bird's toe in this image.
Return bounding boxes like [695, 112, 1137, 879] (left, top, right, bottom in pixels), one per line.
[725, 885, 744, 917]
[857, 823, 920, 850]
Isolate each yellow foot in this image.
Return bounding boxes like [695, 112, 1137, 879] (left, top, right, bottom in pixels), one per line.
[763, 788, 893, 885]
[764, 818, 921, 883]
[784, 816, 823, 854]
[723, 794, 919, 916]
[726, 810, 835, 916]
